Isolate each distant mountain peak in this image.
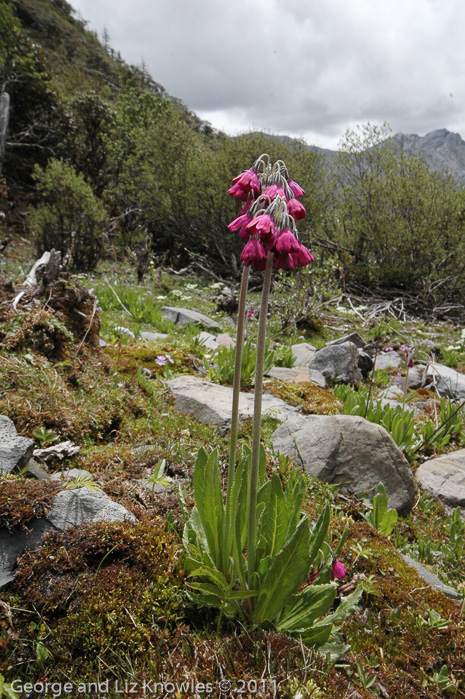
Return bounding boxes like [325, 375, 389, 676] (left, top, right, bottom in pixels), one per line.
[391, 129, 465, 182]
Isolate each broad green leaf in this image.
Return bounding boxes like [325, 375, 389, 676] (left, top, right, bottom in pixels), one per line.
[260, 473, 288, 559]
[192, 449, 224, 565]
[308, 504, 330, 567]
[297, 621, 333, 646]
[284, 471, 306, 539]
[277, 584, 337, 632]
[379, 509, 398, 536]
[325, 585, 363, 624]
[254, 518, 311, 623]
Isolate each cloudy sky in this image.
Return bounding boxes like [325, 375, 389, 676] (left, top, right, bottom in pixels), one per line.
[69, 0, 464, 150]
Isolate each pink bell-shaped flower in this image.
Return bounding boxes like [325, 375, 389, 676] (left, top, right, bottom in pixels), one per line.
[232, 169, 260, 194]
[296, 244, 314, 266]
[287, 198, 306, 220]
[240, 238, 267, 270]
[288, 180, 305, 199]
[274, 229, 300, 254]
[227, 182, 251, 201]
[245, 214, 276, 243]
[263, 184, 285, 200]
[274, 252, 298, 270]
[331, 560, 346, 580]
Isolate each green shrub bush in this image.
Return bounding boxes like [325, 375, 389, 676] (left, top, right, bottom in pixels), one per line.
[29, 158, 108, 270]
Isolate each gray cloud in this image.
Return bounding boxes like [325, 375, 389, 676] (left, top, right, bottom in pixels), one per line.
[70, 0, 465, 148]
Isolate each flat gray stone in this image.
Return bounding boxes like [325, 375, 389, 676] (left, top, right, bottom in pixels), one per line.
[400, 554, 461, 601]
[424, 362, 465, 401]
[271, 414, 415, 514]
[166, 375, 296, 434]
[161, 306, 220, 330]
[197, 331, 219, 350]
[374, 352, 403, 370]
[309, 342, 363, 385]
[326, 332, 366, 349]
[416, 450, 465, 509]
[216, 333, 235, 349]
[47, 488, 136, 531]
[51, 468, 93, 483]
[0, 415, 34, 475]
[267, 366, 326, 388]
[140, 331, 169, 342]
[291, 343, 317, 367]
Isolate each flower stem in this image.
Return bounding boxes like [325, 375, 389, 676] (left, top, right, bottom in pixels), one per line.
[227, 264, 250, 499]
[247, 252, 274, 587]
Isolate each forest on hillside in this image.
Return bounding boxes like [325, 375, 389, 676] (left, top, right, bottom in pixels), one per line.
[1, 0, 465, 316]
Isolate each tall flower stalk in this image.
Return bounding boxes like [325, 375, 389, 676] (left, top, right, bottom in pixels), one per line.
[181, 155, 362, 639]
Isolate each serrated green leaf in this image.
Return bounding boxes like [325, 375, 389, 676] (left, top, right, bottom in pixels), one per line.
[254, 518, 311, 623]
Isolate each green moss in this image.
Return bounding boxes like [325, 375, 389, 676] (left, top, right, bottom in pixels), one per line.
[0, 478, 60, 530]
[3, 519, 185, 681]
[266, 379, 343, 415]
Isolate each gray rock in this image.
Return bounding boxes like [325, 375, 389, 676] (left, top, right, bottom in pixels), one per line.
[0, 486, 136, 589]
[309, 342, 363, 385]
[374, 351, 403, 370]
[51, 468, 94, 483]
[216, 333, 235, 349]
[0, 519, 55, 590]
[398, 364, 427, 390]
[166, 375, 296, 434]
[416, 450, 465, 509]
[271, 414, 415, 513]
[267, 366, 326, 388]
[424, 362, 465, 401]
[0, 415, 34, 475]
[377, 385, 414, 412]
[47, 488, 136, 531]
[26, 458, 51, 480]
[140, 331, 169, 342]
[291, 343, 317, 367]
[357, 350, 374, 378]
[161, 306, 220, 330]
[326, 332, 366, 349]
[400, 554, 461, 601]
[197, 331, 219, 350]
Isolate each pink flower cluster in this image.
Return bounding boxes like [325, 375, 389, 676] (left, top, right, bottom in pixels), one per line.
[227, 162, 314, 272]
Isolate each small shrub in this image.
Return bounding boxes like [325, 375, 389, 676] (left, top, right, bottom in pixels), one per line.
[29, 159, 108, 271]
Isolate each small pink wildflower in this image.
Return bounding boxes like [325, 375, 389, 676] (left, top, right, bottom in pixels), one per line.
[155, 354, 174, 367]
[287, 198, 306, 220]
[288, 180, 305, 199]
[331, 560, 346, 580]
[231, 168, 260, 194]
[240, 238, 267, 271]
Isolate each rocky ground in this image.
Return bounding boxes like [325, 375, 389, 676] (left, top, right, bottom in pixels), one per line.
[1, 252, 465, 698]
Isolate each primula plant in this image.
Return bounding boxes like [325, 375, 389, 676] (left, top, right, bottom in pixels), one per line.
[182, 156, 361, 646]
